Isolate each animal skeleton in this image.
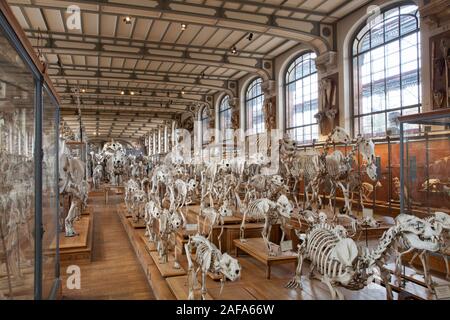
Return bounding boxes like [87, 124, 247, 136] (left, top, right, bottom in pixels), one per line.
[421, 179, 441, 191]
[395, 212, 450, 291]
[286, 213, 444, 300]
[59, 138, 87, 237]
[157, 208, 185, 269]
[200, 201, 233, 251]
[185, 234, 241, 300]
[92, 164, 103, 190]
[174, 178, 197, 210]
[131, 189, 147, 223]
[240, 195, 294, 255]
[361, 181, 382, 201]
[144, 199, 161, 242]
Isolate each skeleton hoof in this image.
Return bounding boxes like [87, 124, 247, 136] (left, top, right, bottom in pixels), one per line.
[65, 230, 77, 237]
[285, 279, 302, 290]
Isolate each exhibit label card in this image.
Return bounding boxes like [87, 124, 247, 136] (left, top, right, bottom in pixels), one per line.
[280, 240, 293, 252]
[435, 285, 450, 300]
[185, 224, 198, 231]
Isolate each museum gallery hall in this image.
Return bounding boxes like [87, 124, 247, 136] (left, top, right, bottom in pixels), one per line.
[0, 0, 449, 301]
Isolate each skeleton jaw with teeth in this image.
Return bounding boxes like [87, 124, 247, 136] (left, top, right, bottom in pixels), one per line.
[397, 214, 441, 252]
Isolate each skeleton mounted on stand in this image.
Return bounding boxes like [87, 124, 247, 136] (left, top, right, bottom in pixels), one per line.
[59, 137, 87, 237]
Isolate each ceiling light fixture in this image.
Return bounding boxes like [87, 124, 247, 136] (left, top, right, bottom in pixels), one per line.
[231, 46, 237, 54]
[124, 16, 132, 24]
[81, 88, 86, 93]
[247, 33, 253, 41]
[181, 23, 187, 31]
[120, 90, 125, 95]
[130, 91, 135, 95]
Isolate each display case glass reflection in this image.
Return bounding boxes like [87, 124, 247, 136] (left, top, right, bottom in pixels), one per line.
[42, 89, 59, 299]
[399, 110, 450, 216]
[0, 26, 36, 299]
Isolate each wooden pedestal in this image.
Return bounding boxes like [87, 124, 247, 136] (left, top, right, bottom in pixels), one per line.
[140, 234, 157, 252]
[128, 217, 146, 229]
[49, 216, 93, 262]
[149, 251, 186, 277]
[234, 238, 297, 279]
[166, 275, 213, 300]
[82, 206, 92, 216]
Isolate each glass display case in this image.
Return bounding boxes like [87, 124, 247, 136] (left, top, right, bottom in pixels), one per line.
[0, 8, 60, 299]
[399, 109, 450, 217]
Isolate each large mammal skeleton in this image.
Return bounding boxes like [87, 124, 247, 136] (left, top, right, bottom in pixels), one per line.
[240, 194, 294, 255]
[185, 234, 241, 300]
[394, 212, 450, 291]
[59, 138, 87, 237]
[286, 213, 444, 299]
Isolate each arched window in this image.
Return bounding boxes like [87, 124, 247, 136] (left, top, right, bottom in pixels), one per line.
[352, 4, 421, 138]
[245, 78, 264, 135]
[201, 106, 210, 147]
[219, 95, 232, 143]
[285, 51, 318, 144]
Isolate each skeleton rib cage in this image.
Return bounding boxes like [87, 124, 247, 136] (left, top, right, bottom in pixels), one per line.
[302, 224, 352, 282]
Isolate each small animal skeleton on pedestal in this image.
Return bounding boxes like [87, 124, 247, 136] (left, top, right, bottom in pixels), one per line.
[184, 234, 241, 300]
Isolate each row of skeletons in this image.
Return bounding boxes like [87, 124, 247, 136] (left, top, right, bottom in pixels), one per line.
[125, 125, 449, 299]
[0, 152, 34, 299]
[278, 127, 450, 299]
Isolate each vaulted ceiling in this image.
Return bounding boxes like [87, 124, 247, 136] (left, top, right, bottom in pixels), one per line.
[8, 0, 371, 140]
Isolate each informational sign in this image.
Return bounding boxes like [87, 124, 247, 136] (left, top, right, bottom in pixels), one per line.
[363, 208, 374, 218]
[185, 224, 198, 232]
[280, 240, 293, 252]
[435, 285, 450, 300]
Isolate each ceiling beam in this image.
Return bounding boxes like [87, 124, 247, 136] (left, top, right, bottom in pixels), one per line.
[52, 83, 208, 98]
[24, 29, 264, 58]
[50, 74, 233, 96]
[34, 38, 269, 79]
[61, 104, 186, 114]
[44, 62, 234, 82]
[9, 0, 330, 52]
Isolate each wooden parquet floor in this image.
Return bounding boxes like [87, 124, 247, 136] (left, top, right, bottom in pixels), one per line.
[60, 194, 155, 300]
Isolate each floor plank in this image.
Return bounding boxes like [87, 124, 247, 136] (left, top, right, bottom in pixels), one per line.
[60, 194, 155, 300]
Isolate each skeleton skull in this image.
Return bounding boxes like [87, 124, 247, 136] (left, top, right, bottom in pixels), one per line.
[219, 202, 233, 217]
[170, 212, 183, 230]
[276, 194, 294, 218]
[365, 162, 378, 181]
[219, 253, 241, 281]
[188, 179, 197, 190]
[271, 175, 285, 186]
[396, 214, 441, 251]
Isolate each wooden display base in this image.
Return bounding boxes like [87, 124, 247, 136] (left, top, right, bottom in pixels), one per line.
[128, 218, 146, 229]
[383, 263, 447, 300]
[234, 238, 297, 279]
[166, 275, 213, 300]
[166, 275, 258, 300]
[149, 251, 186, 277]
[116, 203, 132, 218]
[82, 206, 92, 216]
[88, 189, 105, 196]
[111, 186, 124, 195]
[140, 234, 157, 252]
[49, 216, 93, 262]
